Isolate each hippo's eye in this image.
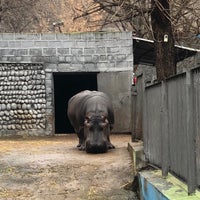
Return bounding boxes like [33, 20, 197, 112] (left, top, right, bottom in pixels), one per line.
[84, 117, 91, 127]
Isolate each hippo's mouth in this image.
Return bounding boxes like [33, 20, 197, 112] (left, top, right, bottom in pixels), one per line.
[85, 142, 108, 154]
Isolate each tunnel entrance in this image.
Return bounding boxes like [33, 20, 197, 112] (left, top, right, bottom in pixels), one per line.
[53, 72, 98, 133]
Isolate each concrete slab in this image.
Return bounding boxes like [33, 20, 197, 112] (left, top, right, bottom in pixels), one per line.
[139, 170, 200, 200]
[127, 141, 146, 173]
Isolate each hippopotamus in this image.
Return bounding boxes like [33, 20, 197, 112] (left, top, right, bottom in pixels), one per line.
[67, 90, 115, 153]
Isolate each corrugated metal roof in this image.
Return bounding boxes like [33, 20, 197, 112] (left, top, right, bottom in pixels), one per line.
[133, 36, 200, 65]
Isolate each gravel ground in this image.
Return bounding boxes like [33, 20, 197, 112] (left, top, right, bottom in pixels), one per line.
[0, 134, 139, 200]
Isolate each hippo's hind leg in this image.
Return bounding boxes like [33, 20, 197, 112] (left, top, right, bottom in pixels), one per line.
[77, 129, 85, 151]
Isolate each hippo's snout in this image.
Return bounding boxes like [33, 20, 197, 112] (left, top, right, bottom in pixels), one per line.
[85, 140, 107, 154]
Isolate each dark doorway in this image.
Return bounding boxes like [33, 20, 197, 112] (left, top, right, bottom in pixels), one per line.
[53, 72, 98, 133]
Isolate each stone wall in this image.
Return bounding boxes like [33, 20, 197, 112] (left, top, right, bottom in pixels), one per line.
[0, 32, 133, 136]
[0, 63, 46, 136]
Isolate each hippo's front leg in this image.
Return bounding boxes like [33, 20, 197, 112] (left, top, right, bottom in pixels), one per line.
[107, 136, 115, 149]
[77, 129, 85, 151]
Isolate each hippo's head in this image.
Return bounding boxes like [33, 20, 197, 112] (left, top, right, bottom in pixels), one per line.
[84, 114, 110, 153]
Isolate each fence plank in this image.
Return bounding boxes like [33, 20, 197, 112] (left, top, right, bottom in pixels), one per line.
[131, 85, 137, 141]
[135, 75, 143, 140]
[161, 81, 169, 177]
[167, 75, 188, 180]
[186, 70, 196, 194]
[193, 68, 200, 186]
[145, 83, 162, 166]
[143, 75, 149, 160]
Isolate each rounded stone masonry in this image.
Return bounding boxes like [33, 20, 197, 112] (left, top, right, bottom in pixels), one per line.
[0, 63, 46, 134]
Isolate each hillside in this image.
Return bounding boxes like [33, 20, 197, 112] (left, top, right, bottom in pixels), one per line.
[0, 0, 103, 33]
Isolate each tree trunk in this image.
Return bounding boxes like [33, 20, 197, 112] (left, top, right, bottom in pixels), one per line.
[151, 0, 176, 81]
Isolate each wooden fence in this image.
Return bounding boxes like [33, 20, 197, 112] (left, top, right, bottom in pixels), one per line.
[138, 66, 200, 194]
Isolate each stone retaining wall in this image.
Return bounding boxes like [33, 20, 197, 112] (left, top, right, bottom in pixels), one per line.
[0, 63, 46, 136]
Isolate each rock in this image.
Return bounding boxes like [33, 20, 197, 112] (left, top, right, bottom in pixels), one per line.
[22, 86, 28, 91]
[6, 104, 11, 110]
[1, 104, 6, 110]
[10, 110, 14, 116]
[37, 114, 42, 118]
[18, 110, 23, 114]
[16, 125, 21, 129]
[11, 124, 15, 129]
[22, 104, 27, 110]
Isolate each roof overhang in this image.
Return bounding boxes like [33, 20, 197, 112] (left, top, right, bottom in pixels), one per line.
[133, 36, 200, 66]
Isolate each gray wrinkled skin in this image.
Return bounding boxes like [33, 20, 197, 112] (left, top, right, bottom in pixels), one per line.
[67, 90, 115, 153]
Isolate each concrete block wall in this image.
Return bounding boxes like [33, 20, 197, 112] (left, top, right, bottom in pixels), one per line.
[0, 32, 133, 136]
[0, 32, 133, 70]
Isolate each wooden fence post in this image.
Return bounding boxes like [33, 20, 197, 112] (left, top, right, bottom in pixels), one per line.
[131, 84, 137, 142]
[186, 70, 196, 194]
[142, 74, 149, 160]
[161, 80, 169, 177]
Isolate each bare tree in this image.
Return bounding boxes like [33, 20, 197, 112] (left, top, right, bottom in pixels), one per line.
[73, 0, 200, 80]
[151, 0, 176, 80]
[0, 0, 199, 79]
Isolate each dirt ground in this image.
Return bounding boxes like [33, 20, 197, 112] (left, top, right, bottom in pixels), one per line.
[0, 134, 138, 200]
